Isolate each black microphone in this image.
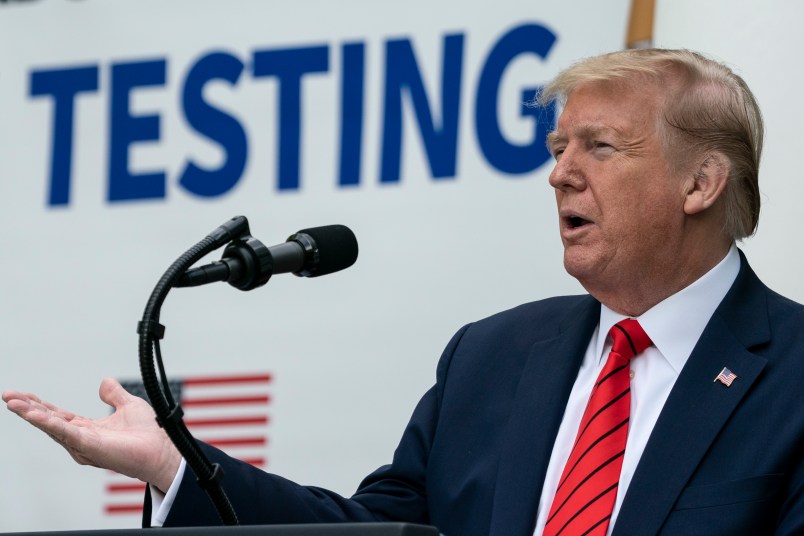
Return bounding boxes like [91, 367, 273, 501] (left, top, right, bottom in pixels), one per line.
[175, 224, 358, 291]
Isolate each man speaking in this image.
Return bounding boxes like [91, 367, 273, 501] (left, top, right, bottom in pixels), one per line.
[4, 48, 803, 535]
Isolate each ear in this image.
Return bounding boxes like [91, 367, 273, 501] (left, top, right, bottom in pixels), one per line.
[684, 151, 729, 215]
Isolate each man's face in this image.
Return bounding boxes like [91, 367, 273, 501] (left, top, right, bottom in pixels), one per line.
[547, 80, 690, 302]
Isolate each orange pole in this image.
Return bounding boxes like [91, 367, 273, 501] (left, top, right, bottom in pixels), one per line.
[627, 0, 656, 48]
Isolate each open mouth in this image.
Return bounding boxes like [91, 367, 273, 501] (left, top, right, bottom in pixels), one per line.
[567, 216, 591, 229]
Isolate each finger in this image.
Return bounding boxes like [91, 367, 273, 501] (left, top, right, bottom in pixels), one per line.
[5, 391, 77, 422]
[7, 397, 82, 443]
[3, 390, 39, 404]
[5, 396, 33, 416]
[30, 394, 78, 419]
[5, 396, 55, 420]
[98, 377, 135, 409]
[4, 390, 54, 410]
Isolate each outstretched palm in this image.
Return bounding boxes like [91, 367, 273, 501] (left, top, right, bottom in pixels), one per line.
[3, 378, 180, 492]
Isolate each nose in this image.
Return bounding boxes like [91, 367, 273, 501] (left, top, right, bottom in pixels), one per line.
[548, 147, 587, 192]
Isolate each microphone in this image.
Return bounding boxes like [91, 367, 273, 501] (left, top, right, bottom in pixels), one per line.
[175, 224, 358, 291]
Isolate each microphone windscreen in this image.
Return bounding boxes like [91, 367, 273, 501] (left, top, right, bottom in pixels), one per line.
[298, 225, 358, 276]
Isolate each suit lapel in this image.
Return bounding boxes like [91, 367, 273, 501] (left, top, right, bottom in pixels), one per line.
[613, 257, 770, 535]
[489, 297, 599, 536]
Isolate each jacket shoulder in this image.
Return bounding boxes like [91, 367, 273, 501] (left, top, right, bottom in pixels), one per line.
[434, 294, 596, 383]
[469, 294, 595, 338]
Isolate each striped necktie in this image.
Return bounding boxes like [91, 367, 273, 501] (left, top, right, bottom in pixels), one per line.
[543, 318, 652, 536]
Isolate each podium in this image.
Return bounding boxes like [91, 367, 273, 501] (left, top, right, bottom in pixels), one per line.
[3, 523, 439, 536]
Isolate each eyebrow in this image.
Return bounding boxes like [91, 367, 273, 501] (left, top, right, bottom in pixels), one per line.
[546, 124, 622, 150]
[546, 131, 564, 152]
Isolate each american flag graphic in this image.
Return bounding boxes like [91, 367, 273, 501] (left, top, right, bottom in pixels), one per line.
[104, 372, 272, 516]
[714, 367, 737, 387]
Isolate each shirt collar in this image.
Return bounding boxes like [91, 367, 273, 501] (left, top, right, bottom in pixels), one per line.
[594, 244, 741, 372]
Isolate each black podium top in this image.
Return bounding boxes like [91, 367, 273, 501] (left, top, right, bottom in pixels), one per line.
[3, 523, 440, 536]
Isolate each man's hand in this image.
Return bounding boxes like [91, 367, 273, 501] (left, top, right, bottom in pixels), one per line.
[3, 378, 181, 493]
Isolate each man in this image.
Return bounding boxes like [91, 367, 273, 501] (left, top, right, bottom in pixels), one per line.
[4, 48, 803, 535]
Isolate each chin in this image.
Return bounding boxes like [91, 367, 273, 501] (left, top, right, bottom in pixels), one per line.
[562, 251, 602, 287]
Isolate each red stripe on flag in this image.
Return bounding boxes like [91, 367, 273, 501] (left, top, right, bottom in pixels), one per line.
[105, 504, 144, 514]
[202, 436, 268, 447]
[185, 415, 269, 427]
[182, 373, 272, 386]
[240, 457, 266, 467]
[182, 394, 271, 407]
[106, 483, 147, 493]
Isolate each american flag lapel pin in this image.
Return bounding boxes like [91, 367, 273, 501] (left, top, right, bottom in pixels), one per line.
[714, 367, 737, 387]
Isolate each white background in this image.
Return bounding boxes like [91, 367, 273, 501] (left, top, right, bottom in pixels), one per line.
[1, 0, 800, 532]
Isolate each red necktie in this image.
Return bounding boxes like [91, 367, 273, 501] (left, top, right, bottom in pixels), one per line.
[543, 319, 652, 536]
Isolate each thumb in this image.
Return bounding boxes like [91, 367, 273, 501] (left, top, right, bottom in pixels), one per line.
[98, 378, 135, 409]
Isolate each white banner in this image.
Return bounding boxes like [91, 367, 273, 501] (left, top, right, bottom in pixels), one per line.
[10, 0, 802, 532]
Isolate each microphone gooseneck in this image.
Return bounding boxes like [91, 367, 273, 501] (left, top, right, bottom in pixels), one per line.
[137, 216, 357, 525]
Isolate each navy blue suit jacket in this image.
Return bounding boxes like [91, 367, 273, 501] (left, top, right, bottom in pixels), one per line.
[157, 255, 804, 535]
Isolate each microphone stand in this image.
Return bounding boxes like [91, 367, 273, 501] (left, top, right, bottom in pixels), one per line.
[136, 215, 257, 526]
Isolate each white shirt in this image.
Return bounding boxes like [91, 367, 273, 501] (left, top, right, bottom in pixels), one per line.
[532, 245, 741, 535]
[154, 246, 741, 530]
[150, 460, 184, 527]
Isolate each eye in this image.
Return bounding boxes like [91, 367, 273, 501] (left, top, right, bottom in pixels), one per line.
[551, 146, 566, 161]
[592, 140, 614, 151]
